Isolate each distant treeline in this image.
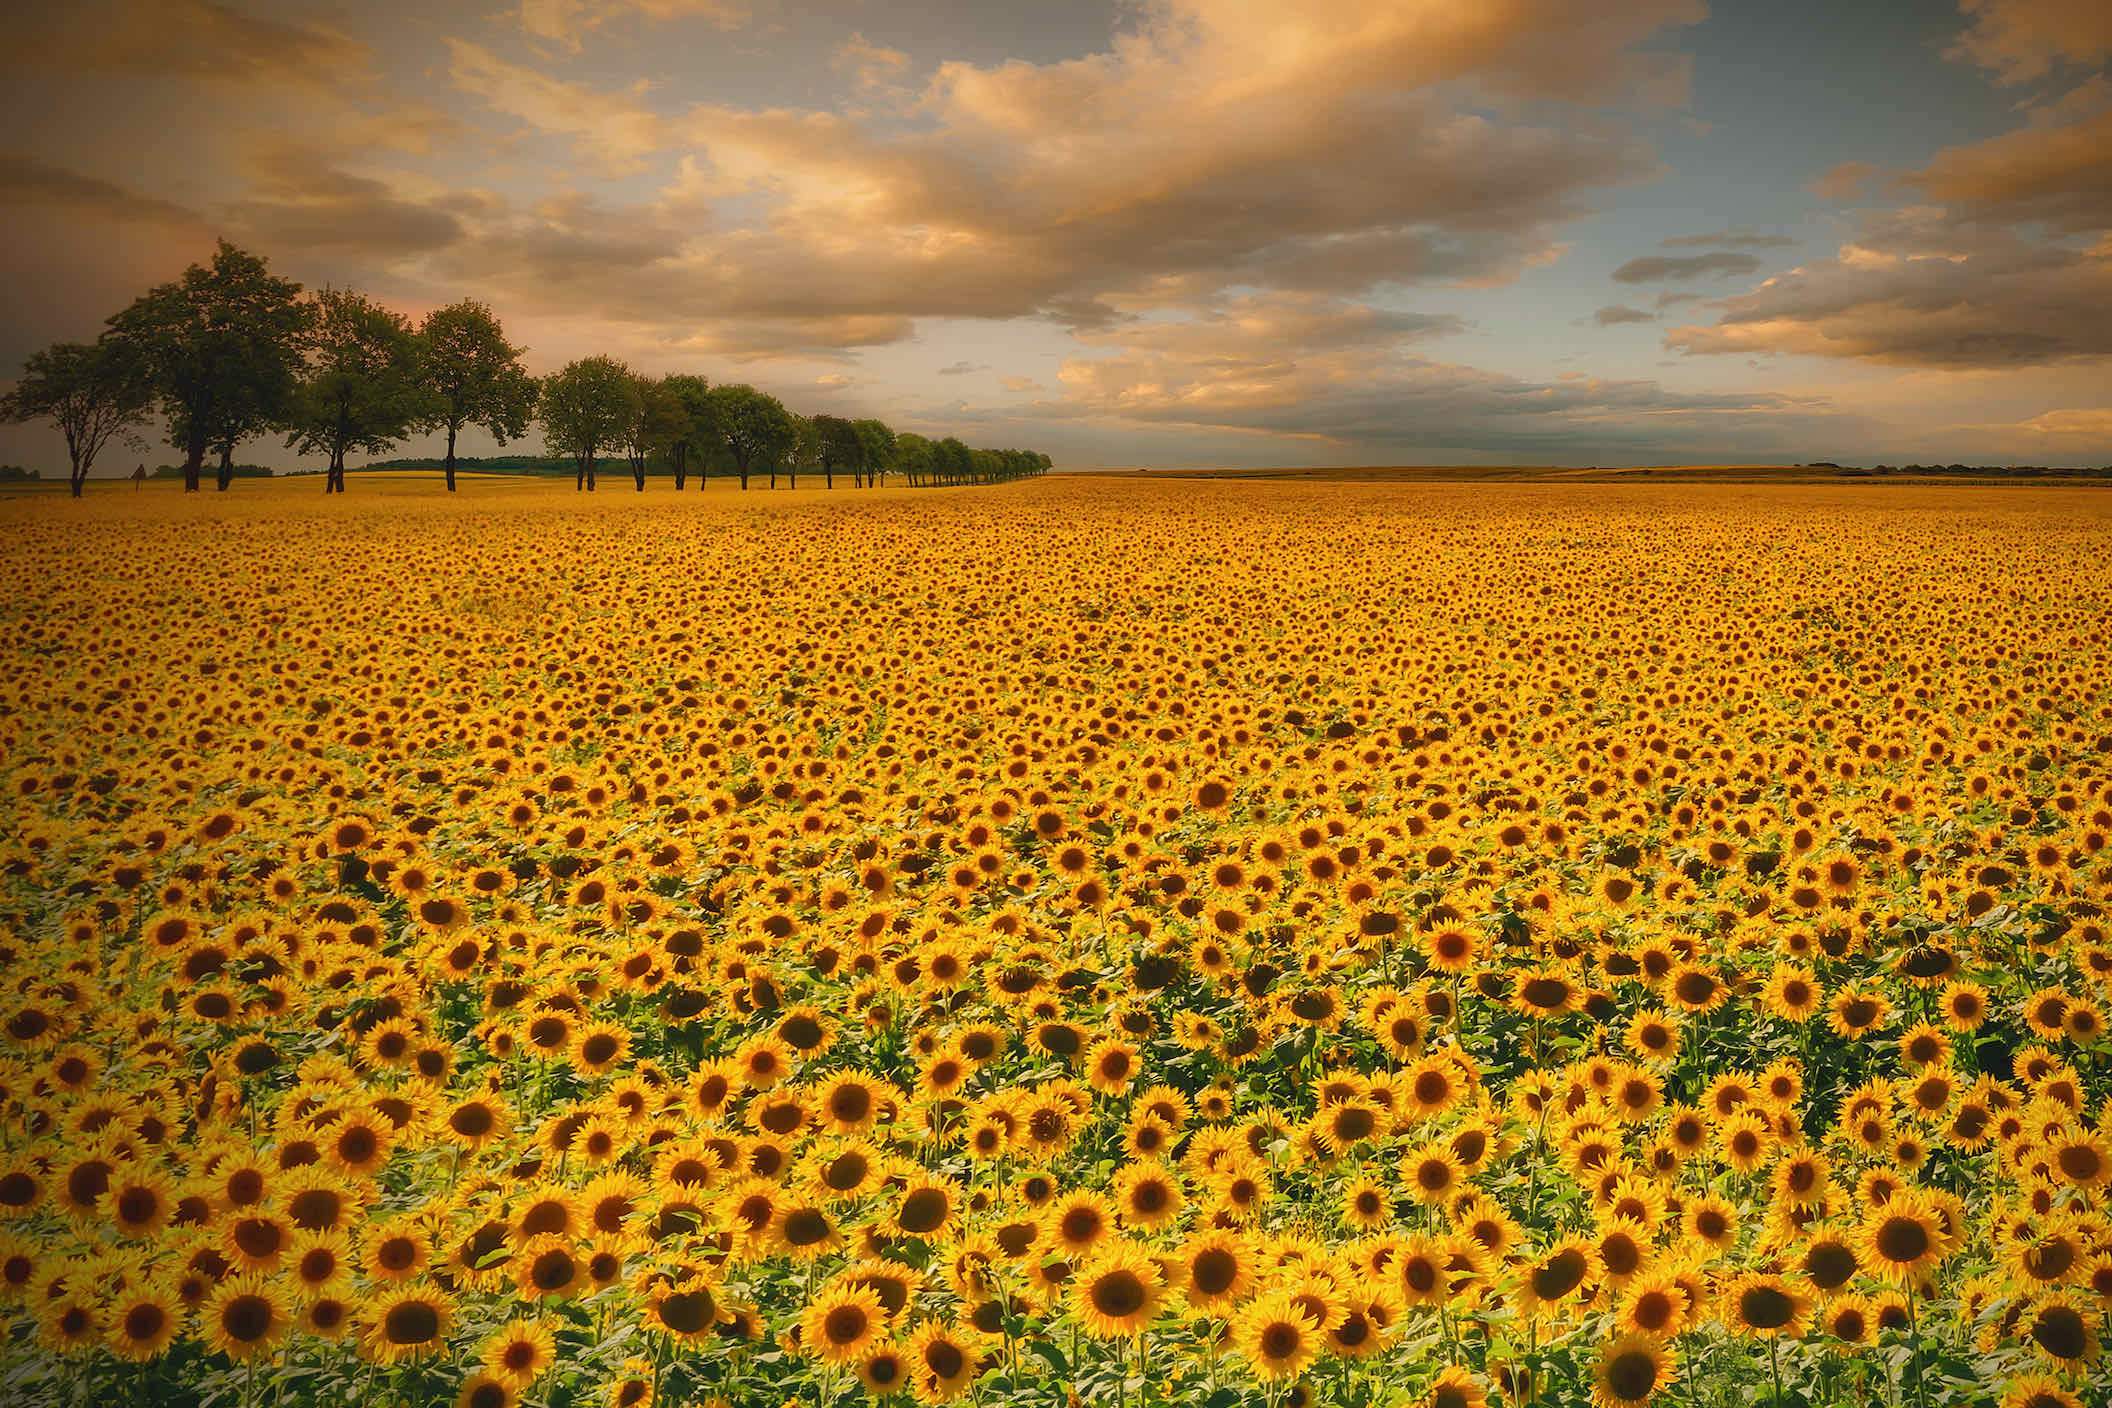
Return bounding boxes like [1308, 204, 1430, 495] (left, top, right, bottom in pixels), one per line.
[0, 465, 41, 482]
[1853, 464, 2112, 477]
[1, 240, 1053, 496]
[359, 454, 573, 476]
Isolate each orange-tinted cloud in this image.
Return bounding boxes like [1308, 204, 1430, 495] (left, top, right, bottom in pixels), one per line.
[1950, 0, 2112, 83]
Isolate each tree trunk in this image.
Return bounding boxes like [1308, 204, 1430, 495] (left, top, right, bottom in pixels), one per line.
[632, 452, 645, 491]
[445, 424, 458, 492]
[824, 466, 833, 490]
[673, 443, 687, 491]
[216, 444, 234, 492]
[585, 452, 597, 491]
[69, 467, 86, 498]
[183, 423, 206, 492]
[737, 459, 749, 490]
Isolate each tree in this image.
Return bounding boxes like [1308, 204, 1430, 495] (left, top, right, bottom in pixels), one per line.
[0, 339, 151, 497]
[781, 413, 819, 490]
[654, 374, 712, 490]
[936, 436, 973, 486]
[418, 301, 537, 492]
[704, 383, 793, 491]
[622, 371, 661, 492]
[810, 413, 863, 490]
[539, 356, 640, 491]
[893, 431, 934, 487]
[106, 241, 311, 492]
[852, 419, 895, 488]
[284, 288, 431, 494]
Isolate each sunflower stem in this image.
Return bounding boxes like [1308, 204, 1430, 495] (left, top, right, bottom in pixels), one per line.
[1905, 1283, 1928, 1408]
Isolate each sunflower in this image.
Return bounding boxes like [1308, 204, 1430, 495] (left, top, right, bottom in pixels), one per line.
[105, 1286, 181, 1361]
[1326, 1290, 1396, 1359]
[1393, 1234, 1453, 1308]
[205, 1274, 289, 1360]
[1719, 1272, 1811, 1338]
[1046, 1192, 1115, 1257]
[1593, 1333, 1675, 1408]
[646, 1279, 721, 1343]
[479, 1317, 557, 1388]
[105, 1166, 174, 1238]
[1073, 1242, 1164, 1338]
[1516, 1237, 1597, 1319]
[1231, 1289, 1322, 1382]
[1616, 1268, 1691, 1338]
[514, 1234, 585, 1300]
[858, 1341, 911, 1396]
[774, 1198, 844, 1260]
[2001, 1374, 2083, 1408]
[1401, 1141, 1466, 1206]
[1855, 1191, 1948, 1283]
[1176, 1229, 1256, 1311]
[1113, 1161, 1184, 1230]
[1341, 1173, 1393, 1231]
[457, 1374, 517, 1408]
[801, 1284, 886, 1364]
[222, 1207, 292, 1273]
[2023, 1290, 2100, 1365]
[364, 1284, 453, 1364]
[1681, 1195, 1737, 1253]
[324, 1111, 396, 1178]
[1085, 1037, 1140, 1097]
[1423, 1366, 1490, 1408]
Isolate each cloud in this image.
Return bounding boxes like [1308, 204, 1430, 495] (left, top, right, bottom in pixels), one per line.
[937, 362, 986, 376]
[0, 154, 205, 230]
[435, 0, 1701, 347]
[1594, 304, 1656, 325]
[224, 147, 465, 260]
[1665, 222, 2112, 367]
[1661, 229, 1794, 249]
[1612, 252, 1766, 283]
[1673, 94, 2112, 370]
[446, 39, 666, 170]
[2011, 407, 2112, 436]
[518, 0, 748, 51]
[1902, 105, 2112, 233]
[833, 33, 911, 93]
[1949, 0, 2112, 83]
[1809, 160, 1880, 201]
[1000, 376, 1044, 392]
[1041, 290, 1828, 458]
[5, 0, 367, 89]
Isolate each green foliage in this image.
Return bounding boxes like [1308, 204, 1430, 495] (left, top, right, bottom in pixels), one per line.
[539, 356, 644, 488]
[283, 288, 433, 492]
[105, 240, 312, 489]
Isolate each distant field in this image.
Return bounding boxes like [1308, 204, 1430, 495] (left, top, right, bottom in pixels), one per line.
[1081, 463, 2112, 484]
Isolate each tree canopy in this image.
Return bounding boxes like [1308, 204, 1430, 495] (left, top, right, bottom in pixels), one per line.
[539, 356, 641, 492]
[284, 288, 432, 494]
[0, 338, 151, 497]
[418, 301, 537, 492]
[105, 240, 312, 492]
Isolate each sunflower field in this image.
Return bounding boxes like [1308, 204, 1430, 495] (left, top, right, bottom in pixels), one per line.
[3, 476, 2111, 1408]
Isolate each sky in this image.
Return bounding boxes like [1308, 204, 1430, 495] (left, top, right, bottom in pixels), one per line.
[3, 0, 2110, 471]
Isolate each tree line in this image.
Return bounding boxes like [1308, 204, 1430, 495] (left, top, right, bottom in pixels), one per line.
[0, 241, 1051, 496]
